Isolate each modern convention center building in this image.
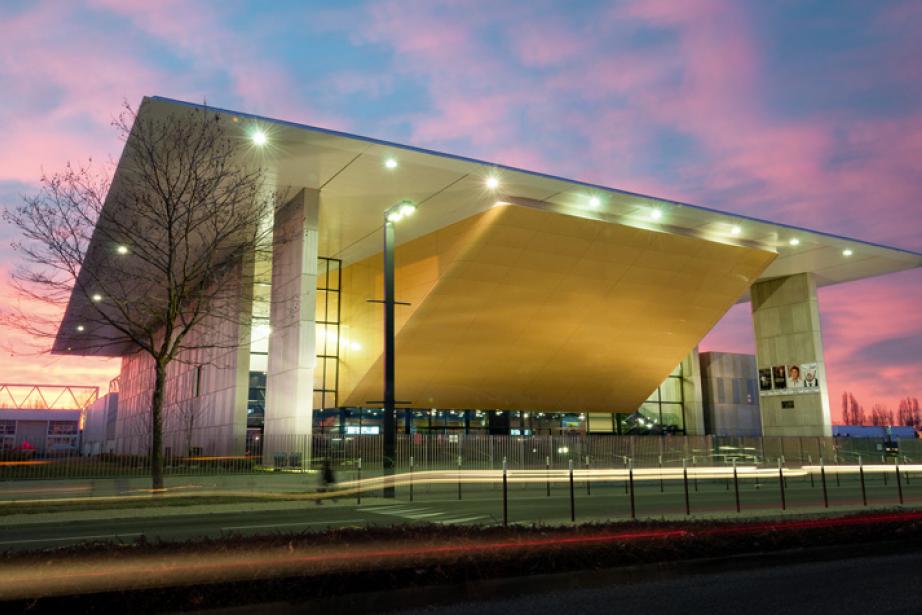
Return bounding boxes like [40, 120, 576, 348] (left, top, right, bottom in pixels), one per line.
[54, 97, 922, 457]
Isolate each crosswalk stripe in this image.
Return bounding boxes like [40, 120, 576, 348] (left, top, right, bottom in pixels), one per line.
[436, 516, 487, 525]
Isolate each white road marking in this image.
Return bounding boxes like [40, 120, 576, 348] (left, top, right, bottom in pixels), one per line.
[0, 533, 143, 545]
[436, 516, 487, 524]
[221, 519, 365, 530]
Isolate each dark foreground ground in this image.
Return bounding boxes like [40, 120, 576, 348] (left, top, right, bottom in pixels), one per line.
[3, 510, 922, 614]
[210, 546, 922, 615]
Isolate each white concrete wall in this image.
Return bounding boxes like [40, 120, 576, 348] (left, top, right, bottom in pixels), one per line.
[263, 189, 319, 462]
[751, 273, 832, 436]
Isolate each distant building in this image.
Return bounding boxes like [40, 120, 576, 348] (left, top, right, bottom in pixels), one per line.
[700, 352, 762, 436]
[82, 391, 119, 455]
[0, 384, 98, 454]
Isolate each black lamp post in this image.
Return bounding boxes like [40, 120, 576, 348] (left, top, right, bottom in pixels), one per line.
[381, 200, 415, 498]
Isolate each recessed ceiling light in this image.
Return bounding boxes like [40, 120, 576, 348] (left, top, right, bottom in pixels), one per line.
[842, 248, 853, 256]
[91, 293, 102, 302]
[730, 225, 742, 236]
[485, 176, 499, 190]
[116, 245, 129, 255]
[76, 325, 85, 332]
[384, 158, 398, 169]
[789, 238, 800, 246]
[589, 196, 600, 208]
[650, 208, 662, 221]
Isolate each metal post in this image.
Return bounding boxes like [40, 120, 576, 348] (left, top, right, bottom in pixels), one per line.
[409, 455, 414, 502]
[585, 455, 591, 496]
[658, 455, 664, 493]
[820, 457, 828, 508]
[546, 455, 551, 497]
[628, 458, 636, 520]
[693, 455, 699, 492]
[623, 456, 629, 494]
[778, 458, 786, 511]
[733, 458, 740, 513]
[357, 457, 362, 505]
[904, 456, 911, 485]
[683, 457, 690, 515]
[382, 219, 397, 498]
[569, 459, 576, 522]
[882, 454, 888, 486]
[457, 455, 462, 501]
[808, 454, 814, 487]
[859, 455, 867, 506]
[835, 452, 840, 487]
[896, 460, 904, 505]
[502, 457, 508, 527]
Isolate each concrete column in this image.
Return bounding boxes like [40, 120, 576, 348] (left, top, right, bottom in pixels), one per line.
[264, 189, 319, 460]
[751, 273, 832, 436]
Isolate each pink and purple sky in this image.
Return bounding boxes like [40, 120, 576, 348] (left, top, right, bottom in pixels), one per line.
[1, 0, 921, 422]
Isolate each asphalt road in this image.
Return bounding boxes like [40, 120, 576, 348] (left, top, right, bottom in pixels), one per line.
[388, 548, 922, 615]
[0, 474, 916, 552]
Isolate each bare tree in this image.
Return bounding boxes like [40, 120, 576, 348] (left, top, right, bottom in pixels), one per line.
[4, 101, 276, 490]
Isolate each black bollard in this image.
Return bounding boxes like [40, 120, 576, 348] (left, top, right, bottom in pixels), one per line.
[859, 456, 867, 506]
[896, 461, 904, 505]
[778, 459, 786, 511]
[569, 459, 576, 522]
[683, 458, 691, 515]
[457, 455, 462, 501]
[629, 459, 636, 520]
[820, 457, 828, 508]
[733, 459, 741, 513]
[502, 457, 508, 527]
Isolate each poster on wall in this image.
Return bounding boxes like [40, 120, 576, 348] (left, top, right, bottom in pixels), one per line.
[759, 368, 773, 391]
[802, 363, 819, 388]
[787, 364, 804, 389]
[772, 365, 787, 389]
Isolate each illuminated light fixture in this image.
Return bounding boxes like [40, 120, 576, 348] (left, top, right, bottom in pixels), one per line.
[730, 225, 742, 236]
[76, 325, 85, 332]
[842, 248, 853, 257]
[789, 238, 800, 246]
[116, 245, 129, 255]
[589, 195, 601, 208]
[250, 129, 268, 146]
[650, 208, 662, 221]
[386, 200, 416, 223]
[349, 341, 362, 351]
[384, 158, 398, 169]
[485, 175, 500, 190]
[91, 293, 102, 302]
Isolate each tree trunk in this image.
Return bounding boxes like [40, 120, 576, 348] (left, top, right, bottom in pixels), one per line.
[151, 362, 167, 492]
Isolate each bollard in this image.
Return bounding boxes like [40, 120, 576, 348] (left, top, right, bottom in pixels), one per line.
[859, 455, 867, 506]
[693, 456, 699, 492]
[659, 455, 664, 493]
[569, 459, 576, 522]
[808, 455, 814, 487]
[357, 457, 362, 505]
[623, 457, 629, 494]
[409, 456, 414, 502]
[905, 456, 911, 485]
[778, 458, 786, 511]
[502, 457, 508, 527]
[585, 456, 591, 496]
[882, 455, 888, 486]
[683, 457, 691, 516]
[628, 458, 636, 519]
[896, 460, 904, 505]
[457, 455, 463, 501]
[733, 458, 741, 513]
[820, 457, 829, 508]
[546, 456, 551, 497]
[781, 455, 788, 489]
[835, 453, 841, 487]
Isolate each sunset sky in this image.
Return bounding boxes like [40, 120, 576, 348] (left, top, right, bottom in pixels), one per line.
[1, 0, 920, 422]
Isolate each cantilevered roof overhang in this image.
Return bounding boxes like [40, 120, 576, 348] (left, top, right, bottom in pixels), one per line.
[53, 96, 922, 356]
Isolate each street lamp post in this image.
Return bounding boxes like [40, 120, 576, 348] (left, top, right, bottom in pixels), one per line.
[381, 201, 416, 498]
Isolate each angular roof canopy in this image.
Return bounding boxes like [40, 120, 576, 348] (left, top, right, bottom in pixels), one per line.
[54, 96, 922, 355]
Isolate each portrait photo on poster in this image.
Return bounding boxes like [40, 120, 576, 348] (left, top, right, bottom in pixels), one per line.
[802, 362, 819, 388]
[759, 368, 773, 391]
[788, 364, 804, 389]
[772, 365, 787, 390]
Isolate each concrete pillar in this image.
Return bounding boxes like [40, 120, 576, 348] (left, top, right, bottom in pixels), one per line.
[751, 273, 832, 436]
[264, 189, 319, 461]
